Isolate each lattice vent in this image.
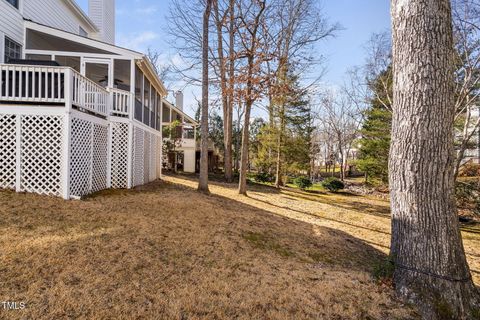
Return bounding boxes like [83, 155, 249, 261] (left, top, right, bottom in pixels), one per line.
[20, 115, 64, 196]
[0, 114, 17, 189]
[111, 122, 129, 188]
[92, 123, 108, 192]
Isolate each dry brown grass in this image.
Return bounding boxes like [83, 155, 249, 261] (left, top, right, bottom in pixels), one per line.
[1, 174, 478, 319]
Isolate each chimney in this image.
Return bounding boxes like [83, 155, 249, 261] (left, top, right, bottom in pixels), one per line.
[175, 91, 184, 111]
[89, 0, 116, 45]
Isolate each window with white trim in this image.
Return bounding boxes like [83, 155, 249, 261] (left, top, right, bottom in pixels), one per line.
[4, 37, 22, 63]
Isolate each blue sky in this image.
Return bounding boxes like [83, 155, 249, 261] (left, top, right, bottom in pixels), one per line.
[77, 0, 391, 116]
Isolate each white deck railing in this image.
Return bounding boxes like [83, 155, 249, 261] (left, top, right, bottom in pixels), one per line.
[0, 64, 67, 103]
[109, 87, 132, 116]
[71, 71, 108, 116]
[0, 64, 110, 117]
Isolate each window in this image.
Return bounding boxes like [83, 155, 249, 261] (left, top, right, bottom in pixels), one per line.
[4, 37, 22, 63]
[79, 26, 88, 37]
[4, 0, 18, 9]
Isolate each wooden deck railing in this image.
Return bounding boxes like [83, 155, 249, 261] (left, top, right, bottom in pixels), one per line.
[0, 64, 110, 117]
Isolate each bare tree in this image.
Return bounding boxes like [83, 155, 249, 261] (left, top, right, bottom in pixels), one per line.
[390, 0, 479, 318]
[146, 48, 173, 88]
[261, 0, 340, 187]
[319, 91, 361, 181]
[198, 0, 213, 193]
[237, 0, 266, 195]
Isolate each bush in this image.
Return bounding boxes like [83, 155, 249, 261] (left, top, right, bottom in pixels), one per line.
[293, 176, 312, 190]
[455, 180, 480, 215]
[254, 171, 273, 183]
[321, 177, 345, 192]
[458, 162, 480, 177]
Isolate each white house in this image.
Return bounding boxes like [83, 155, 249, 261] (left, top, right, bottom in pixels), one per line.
[0, 0, 197, 199]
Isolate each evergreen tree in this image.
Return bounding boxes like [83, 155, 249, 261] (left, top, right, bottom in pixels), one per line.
[356, 69, 392, 185]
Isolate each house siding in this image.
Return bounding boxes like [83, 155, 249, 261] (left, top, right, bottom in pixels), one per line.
[0, 1, 24, 63]
[23, 0, 94, 36]
[89, 0, 115, 44]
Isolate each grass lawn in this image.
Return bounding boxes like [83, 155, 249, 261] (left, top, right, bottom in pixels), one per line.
[1, 175, 479, 319]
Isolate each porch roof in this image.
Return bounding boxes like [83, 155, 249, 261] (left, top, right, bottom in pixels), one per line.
[163, 100, 198, 126]
[24, 20, 168, 96]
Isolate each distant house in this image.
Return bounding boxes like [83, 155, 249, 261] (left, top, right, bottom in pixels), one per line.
[0, 0, 197, 199]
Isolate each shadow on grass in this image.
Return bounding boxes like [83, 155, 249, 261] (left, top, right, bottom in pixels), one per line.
[0, 176, 407, 319]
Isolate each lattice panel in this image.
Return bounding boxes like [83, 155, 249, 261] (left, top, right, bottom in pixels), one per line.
[143, 132, 150, 183]
[20, 115, 64, 196]
[111, 122, 129, 188]
[70, 118, 93, 197]
[132, 126, 145, 187]
[149, 133, 157, 182]
[156, 135, 162, 178]
[0, 114, 17, 189]
[92, 123, 108, 192]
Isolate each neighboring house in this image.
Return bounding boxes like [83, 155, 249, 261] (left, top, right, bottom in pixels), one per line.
[461, 106, 480, 164]
[0, 0, 197, 199]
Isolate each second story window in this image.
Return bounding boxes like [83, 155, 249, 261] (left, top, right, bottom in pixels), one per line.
[4, 37, 22, 63]
[5, 0, 19, 9]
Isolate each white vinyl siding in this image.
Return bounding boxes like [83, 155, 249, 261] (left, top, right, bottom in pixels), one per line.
[22, 0, 93, 37]
[0, 1, 23, 63]
[89, 0, 115, 44]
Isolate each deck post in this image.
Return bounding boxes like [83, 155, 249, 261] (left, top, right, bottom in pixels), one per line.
[15, 115, 21, 192]
[62, 69, 73, 199]
[127, 122, 133, 188]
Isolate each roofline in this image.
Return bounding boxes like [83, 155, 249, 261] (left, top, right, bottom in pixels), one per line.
[24, 20, 143, 57]
[136, 58, 168, 97]
[162, 99, 198, 126]
[65, 0, 99, 32]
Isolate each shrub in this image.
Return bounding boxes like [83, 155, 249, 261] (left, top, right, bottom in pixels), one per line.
[458, 162, 480, 177]
[321, 177, 345, 192]
[293, 176, 312, 190]
[455, 180, 480, 215]
[255, 171, 273, 183]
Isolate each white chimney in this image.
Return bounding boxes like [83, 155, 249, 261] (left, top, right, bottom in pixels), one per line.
[89, 0, 116, 45]
[175, 91, 184, 111]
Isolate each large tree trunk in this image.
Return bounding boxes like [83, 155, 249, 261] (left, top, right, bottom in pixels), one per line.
[274, 103, 285, 188]
[198, 0, 212, 193]
[224, 0, 235, 183]
[390, 0, 479, 318]
[238, 57, 254, 195]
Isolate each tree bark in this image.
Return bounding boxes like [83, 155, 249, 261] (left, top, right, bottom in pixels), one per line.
[390, 0, 479, 318]
[238, 55, 254, 195]
[274, 103, 285, 188]
[198, 0, 212, 194]
[224, 0, 235, 183]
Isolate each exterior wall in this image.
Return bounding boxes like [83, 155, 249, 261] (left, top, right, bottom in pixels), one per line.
[89, 0, 115, 44]
[0, 1, 24, 63]
[184, 149, 196, 173]
[23, 0, 95, 37]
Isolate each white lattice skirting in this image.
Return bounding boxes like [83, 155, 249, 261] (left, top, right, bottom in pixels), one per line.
[0, 110, 162, 199]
